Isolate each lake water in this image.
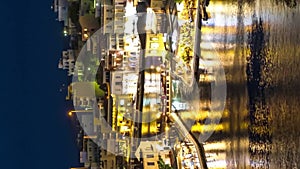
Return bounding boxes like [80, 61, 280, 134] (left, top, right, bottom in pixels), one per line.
[188, 0, 300, 168]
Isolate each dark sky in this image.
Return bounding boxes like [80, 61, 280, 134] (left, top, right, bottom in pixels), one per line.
[1, 1, 80, 168]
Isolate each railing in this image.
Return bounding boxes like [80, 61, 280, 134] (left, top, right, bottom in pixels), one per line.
[169, 112, 208, 169]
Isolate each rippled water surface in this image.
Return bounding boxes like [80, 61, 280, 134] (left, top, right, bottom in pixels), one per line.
[194, 0, 300, 168]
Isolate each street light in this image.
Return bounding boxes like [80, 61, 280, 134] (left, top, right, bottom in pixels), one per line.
[68, 109, 93, 116]
[165, 125, 170, 131]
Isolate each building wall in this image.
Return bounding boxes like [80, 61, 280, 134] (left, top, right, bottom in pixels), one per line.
[143, 152, 159, 169]
[86, 139, 101, 163]
[58, 0, 68, 22]
[80, 113, 95, 135]
[103, 5, 114, 34]
[111, 72, 123, 94]
[101, 155, 116, 169]
[145, 33, 165, 57]
[114, 2, 125, 34]
[111, 71, 138, 95]
[150, 0, 166, 10]
[58, 49, 76, 76]
[79, 14, 100, 41]
[70, 82, 97, 108]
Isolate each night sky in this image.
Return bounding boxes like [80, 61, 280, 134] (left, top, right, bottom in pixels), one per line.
[1, 1, 80, 168]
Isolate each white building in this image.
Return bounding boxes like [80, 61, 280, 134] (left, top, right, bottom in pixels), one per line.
[114, 0, 126, 34]
[52, 0, 69, 26]
[101, 0, 126, 50]
[111, 72, 138, 95]
[58, 49, 75, 76]
[58, 0, 68, 22]
[135, 141, 173, 169]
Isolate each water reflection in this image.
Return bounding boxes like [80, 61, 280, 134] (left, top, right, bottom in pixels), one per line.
[189, 0, 300, 168]
[247, 18, 272, 169]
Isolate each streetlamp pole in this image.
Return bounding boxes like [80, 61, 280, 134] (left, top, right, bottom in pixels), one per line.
[68, 109, 93, 116]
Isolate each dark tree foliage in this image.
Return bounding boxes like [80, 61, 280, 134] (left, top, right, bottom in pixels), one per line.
[68, 2, 81, 27]
[157, 155, 173, 169]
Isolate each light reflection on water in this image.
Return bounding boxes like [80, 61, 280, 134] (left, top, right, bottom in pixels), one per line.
[188, 0, 300, 168]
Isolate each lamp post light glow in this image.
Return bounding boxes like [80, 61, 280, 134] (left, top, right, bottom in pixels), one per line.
[165, 125, 170, 131]
[68, 109, 93, 116]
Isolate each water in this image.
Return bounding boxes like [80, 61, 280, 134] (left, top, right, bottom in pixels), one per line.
[190, 0, 300, 168]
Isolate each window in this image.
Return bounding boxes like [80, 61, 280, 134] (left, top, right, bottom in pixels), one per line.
[147, 162, 155, 166]
[150, 42, 159, 49]
[120, 99, 124, 106]
[116, 9, 124, 13]
[149, 50, 158, 54]
[146, 154, 154, 158]
[150, 37, 159, 41]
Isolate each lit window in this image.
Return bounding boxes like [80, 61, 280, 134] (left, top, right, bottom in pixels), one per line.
[150, 42, 159, 49]
[120, 99, 124, 106]
[150, 37, 158, 41]
[149, 50, 157, 54]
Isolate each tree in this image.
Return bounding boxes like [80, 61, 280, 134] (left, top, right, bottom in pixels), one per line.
[157, 155, 173, 169]
[94, 82, 105, 97]
[68, 2, 80, 27]
[174, 0, 184, 3]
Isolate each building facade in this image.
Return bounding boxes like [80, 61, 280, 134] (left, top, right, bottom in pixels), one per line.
[58, 49, 76, 76]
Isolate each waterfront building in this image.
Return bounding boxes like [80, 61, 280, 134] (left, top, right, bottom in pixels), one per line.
[79, 14, 100, 41]
[66, 82, 98, 108]
[135, 141, 172, 169]
[111, 71, 138, 95]
[58, 49, 76, 76]
[80, 138, 102, 169]
[78, 0, 101, 41]
[52, 0, 69, 26]
[101, 0, 126, 51]
[102, 3, 114, 34]
[104, 50, 124, 71]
